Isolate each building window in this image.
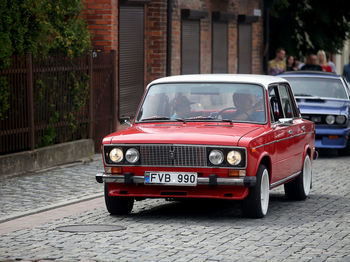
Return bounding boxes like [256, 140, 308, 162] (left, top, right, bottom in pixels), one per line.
[212, 21, 228, 73]
[119, 5, 145, 118]
[181, 19, 200, 74]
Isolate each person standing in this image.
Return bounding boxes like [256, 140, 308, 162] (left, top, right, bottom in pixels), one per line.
[328, 54, 336, 73]
[286, 55, 297, 71]
[268, 48, 286, 75]
[343, 54, 350, 82]
[300, 53, 323, 71]
[317, 50, 332, 72]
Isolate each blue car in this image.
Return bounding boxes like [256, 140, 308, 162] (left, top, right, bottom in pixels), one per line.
[279, 71, 350, 155]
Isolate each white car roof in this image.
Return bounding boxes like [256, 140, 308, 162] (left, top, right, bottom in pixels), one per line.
[148, 74, 288, 89]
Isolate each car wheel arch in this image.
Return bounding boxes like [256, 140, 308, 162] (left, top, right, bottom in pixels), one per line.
[303, 145, 312, 162]
[256, 154, 272, 183]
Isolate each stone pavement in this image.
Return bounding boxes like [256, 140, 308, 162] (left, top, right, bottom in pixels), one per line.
[0, 153, 350, 262]
[0, 154, 104, 223]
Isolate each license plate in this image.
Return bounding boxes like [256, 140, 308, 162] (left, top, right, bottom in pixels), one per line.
[144, 171, 197, 186]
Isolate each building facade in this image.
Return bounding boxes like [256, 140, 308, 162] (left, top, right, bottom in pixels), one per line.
[83, 0, 264, 129]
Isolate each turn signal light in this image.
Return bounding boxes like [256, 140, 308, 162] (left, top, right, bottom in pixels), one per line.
[228, 170, 246, 177]
[111, 167, 122, 174]
[328, 135, 339, 140]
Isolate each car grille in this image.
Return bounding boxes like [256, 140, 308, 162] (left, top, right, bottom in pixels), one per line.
[140, 145, 207, 167]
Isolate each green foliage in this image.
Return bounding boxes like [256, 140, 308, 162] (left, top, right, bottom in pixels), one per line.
[0, 0, 91, 147]
[45, 0, 91, 57]
[270, 0, 350, 58]
[35, 70, 89, 148]
[0, 0, 91, 66]
[39, 110, 59, 148]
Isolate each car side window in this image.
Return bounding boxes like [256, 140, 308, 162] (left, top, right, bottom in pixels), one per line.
[268, 85, 283, 122]
[278, 84, 297, 118]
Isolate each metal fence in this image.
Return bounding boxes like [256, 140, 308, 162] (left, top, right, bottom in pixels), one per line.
[0, 51, 116, 154]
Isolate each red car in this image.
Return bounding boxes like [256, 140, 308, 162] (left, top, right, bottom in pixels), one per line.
[96, 74, 316, 218]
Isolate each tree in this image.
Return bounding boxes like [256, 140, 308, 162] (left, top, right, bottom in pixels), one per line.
[0, 0, 91, 68]
[269, 0, 350, 58]
[0, 0, 91, 120]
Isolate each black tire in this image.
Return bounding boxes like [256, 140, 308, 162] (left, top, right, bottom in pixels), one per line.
[104, 183, 134, 215]
[339, 139, 350, 156]
[241, 165, 270, 219]
[284, 155, 312, 200]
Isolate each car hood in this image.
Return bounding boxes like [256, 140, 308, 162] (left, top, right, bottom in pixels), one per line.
[296, 98, 350, 115]
[103, 122, 266, 147]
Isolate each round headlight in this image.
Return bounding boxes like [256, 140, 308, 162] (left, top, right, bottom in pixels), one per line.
[336, 115, 346, 125]
[109, 148, 123, 163]
[209, 150, 224, 165]
[325, 115, 335, 125]
[227, 150, 242, 165]
[125, 148, 140, 163]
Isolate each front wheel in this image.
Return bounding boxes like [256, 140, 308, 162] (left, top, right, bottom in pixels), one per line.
[339, 139, 350, 156]
[241, 165, 270, 218]
[104, 183, 134, 215]
[284, 154, 312, 200]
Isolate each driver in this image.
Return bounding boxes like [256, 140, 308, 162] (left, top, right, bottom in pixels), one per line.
[230, 89, 264, 121]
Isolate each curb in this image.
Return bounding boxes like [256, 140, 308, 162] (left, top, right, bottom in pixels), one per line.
[0, 193, 104, 224]
[0, 139, 95, 177]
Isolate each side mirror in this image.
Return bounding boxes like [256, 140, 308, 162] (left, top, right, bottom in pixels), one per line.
[120, 117, 132, 127]
[278, 118, 293, 126]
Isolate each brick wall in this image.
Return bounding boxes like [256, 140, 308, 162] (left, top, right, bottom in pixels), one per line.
[145, 0, 168, 84]
[83, 0, 119, 51]
[238, 0, 263, 74]
[83, 0, 264, 130]
[82, 0, 119, 129]
[169, 0, 263, 75]
[84, 0, 264, 78]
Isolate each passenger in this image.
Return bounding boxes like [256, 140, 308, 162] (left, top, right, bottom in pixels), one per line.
[171, 95, 191, 120]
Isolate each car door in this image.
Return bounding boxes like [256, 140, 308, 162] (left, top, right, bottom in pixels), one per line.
[278, 83, 305, 175]
[268, 85, 294, 183]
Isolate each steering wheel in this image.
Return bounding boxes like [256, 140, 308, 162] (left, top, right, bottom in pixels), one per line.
[217, 107, 235, 119]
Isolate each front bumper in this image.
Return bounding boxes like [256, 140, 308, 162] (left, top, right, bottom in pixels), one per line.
[315, 126, 350, 149]
[96, 173, 256, 187]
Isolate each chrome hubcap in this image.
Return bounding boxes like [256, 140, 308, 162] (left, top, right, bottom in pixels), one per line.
[303, 155, 312, 196]
[260, 169, 270, 215]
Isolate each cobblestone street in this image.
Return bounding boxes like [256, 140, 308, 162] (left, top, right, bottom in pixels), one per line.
[0, 153, 349, 262]
[0, 155, 104, 223]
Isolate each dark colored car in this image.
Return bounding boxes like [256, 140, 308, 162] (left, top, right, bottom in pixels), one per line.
[279, 71, 350, 155]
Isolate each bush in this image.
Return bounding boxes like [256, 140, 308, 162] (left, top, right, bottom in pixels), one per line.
[0, 0, 91, 67]
[0, 0, 91, 122]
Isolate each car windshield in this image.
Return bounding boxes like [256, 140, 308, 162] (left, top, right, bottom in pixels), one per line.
[136, 83, 266, 123]
[284, 77, 349, 99]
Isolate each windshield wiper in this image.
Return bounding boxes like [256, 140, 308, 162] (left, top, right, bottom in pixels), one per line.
[141, 116, 171, 121]
[174, 118, 186, 123]
[294, 93, 313, 97]
[185, 116, 215, 121]
[140, 116, 187, 123]
[185, 116, 233, 125]
[221, 119, 234, 125]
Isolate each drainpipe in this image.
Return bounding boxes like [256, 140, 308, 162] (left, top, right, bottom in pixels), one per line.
[264, 0, 274, 74]
[166, 0, 172, 76]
